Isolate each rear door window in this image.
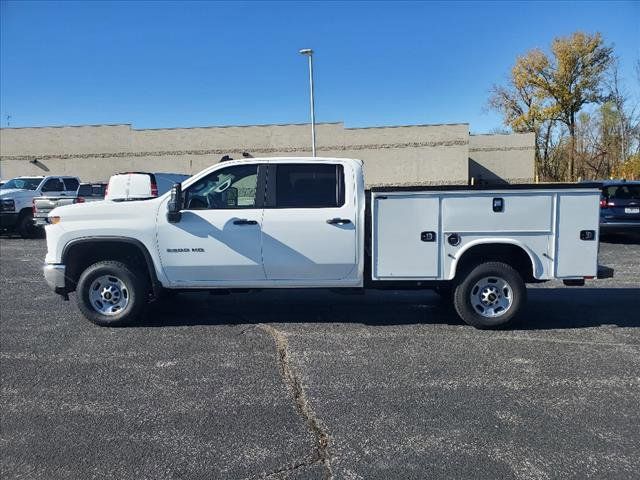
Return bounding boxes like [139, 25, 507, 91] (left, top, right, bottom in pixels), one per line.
[63, 178, 80, 191]
[274, 164, 344, 208]
[41, 178, 65, 193]
[78, 184, 93, 196]
[92, 184, 107, 197]
[605, 185, 640, 200]
[79, 184, 106, 197]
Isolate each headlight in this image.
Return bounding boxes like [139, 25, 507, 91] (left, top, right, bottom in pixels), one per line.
[0, 199, 15, 212]
[48, 216, 61, 225]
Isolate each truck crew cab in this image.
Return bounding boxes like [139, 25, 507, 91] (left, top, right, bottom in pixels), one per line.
[43, 158, 611, 328]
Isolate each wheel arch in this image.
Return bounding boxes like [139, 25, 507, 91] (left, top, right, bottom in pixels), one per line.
[451, 240, 540, 283]
[18, 206, 33, 217]
[62, 237, 161, 296]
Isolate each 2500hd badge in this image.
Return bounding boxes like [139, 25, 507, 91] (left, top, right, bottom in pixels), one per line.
[166, 248, 205, 253]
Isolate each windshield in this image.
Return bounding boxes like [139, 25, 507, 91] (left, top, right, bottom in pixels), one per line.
[0, 178, 42, 191]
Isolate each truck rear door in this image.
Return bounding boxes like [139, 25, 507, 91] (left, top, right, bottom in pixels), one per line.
[261, 162, 358, 281]
[62, 178, 80, 196]
[40, 178, 65, 196]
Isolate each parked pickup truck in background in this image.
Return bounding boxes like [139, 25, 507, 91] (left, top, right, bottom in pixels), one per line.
[42, 157, 613, 329]
[33, 182, 107, 227]
[0, 175, 80, 237]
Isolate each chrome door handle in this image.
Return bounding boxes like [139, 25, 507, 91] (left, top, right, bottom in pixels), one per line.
[326, 218, 351, 225]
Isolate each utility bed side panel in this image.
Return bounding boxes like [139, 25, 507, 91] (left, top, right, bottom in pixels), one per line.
[373, 195, 440, 279]
[370, 188, 601, 282]
[442, 233, 552, 280]
[442, 194, 553, 233]
[555, 192, 600, 278]
[441, 193, 554, 280]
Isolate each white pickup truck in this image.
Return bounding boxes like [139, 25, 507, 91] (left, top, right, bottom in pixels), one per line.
[1, 175, 80, 237]
[43, 157, 612, 328]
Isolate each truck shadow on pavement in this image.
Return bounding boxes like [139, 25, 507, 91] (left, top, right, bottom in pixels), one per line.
[141, 287, 640, 330]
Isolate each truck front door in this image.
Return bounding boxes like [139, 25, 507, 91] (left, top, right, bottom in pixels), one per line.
[261, 162, 358, 281]
[157, 163, 266, 285]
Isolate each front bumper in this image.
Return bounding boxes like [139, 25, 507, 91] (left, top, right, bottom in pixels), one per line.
[0, 212, 19, 229]
[43, 264, 67, 295]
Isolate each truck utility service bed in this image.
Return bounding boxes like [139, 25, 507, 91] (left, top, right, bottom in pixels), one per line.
[370, 185, 600, 282]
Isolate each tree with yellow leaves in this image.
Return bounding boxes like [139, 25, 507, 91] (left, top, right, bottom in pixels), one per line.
[491, 32, 614, 181]
[612, 154, 640, 180]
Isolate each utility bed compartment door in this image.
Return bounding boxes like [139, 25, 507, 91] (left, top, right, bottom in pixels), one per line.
[374, 195, 439, 279]
[555, 192, 600, 278]
[442, 194, 553, 232]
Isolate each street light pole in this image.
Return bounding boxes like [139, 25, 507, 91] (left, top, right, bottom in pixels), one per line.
[299, 48, 316, 157]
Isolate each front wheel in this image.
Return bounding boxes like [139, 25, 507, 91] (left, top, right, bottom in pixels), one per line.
[76, 260, 149, 326]
[453, 262, 526, 329]
[17, 211, 39, 238]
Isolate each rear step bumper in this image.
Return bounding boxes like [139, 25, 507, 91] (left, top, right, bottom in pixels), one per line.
[563, 265, 614, 286]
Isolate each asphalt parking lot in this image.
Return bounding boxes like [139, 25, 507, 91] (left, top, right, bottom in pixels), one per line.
[1, 237, 639, 479]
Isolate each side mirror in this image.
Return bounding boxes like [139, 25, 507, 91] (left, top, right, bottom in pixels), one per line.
[224, 186, 238, 207]
[167, 183, 183, 223]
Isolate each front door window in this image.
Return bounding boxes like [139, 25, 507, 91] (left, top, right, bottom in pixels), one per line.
[184, 164, 259, 210]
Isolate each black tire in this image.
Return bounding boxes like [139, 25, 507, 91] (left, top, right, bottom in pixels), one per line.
[16, 211, 38, 239]
[453, 261, 526, 329]
[76, 260, 149, 327]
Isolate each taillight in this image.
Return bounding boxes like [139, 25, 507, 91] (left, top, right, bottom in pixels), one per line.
[599, 199, 608, 209]
[75, 197, 85, 203]
[151, 182, 158, 196]
[32, 198, 37, 214]
[104, 185, 109, 197]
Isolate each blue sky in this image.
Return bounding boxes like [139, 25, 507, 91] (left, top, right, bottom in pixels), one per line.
[1, 1, 638, 133]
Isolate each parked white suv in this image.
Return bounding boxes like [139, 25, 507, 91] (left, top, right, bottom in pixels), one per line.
[43, 157, 612, 328]
[0, 175, 79, 237]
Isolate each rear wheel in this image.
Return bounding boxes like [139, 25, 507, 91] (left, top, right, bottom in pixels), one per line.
[76, 260, 149, 326]
[453, 262, 526, 329]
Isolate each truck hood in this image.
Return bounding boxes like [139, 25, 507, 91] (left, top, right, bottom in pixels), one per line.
[0, 189, 35, 198]
[51, 198, 162, 221]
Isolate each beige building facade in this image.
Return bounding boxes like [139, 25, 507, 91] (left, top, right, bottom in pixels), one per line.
[0, 122, 535, 186]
